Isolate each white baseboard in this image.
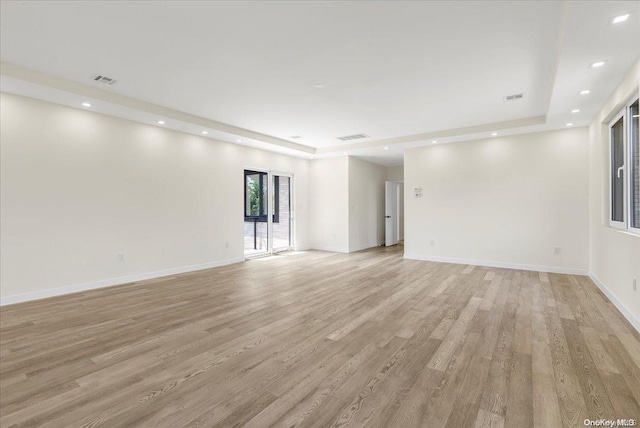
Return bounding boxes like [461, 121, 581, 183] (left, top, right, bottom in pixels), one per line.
[0, 257, 245, 307]
[310, 246, 350, 253]
[589, 273, 640, 333]
[402, 253, 637, 333]
[348, 241, 385, 253]
[403, 253, 589, 275]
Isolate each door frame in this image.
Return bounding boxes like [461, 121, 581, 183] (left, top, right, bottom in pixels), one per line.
[243, 167, 295, 257]
[271, 170, 295, 253]
[385, 180, 400, 246]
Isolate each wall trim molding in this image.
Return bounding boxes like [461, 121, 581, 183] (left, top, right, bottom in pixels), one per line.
[348, 241, 385, 253]
[589, 273, 640, 333]
[0, 257, 244, 307]
[403, 253, 589, 275]
[1, 62, 313, 155]
[310, 246, 350, 254]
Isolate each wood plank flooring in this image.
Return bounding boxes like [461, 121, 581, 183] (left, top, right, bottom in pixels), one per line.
[1, 246, 639, 427]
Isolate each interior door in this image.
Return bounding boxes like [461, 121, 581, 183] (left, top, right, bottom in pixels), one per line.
[385, 181, 399, 246]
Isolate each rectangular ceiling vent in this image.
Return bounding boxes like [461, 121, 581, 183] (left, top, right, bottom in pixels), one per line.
[92, 74, 117, 85]
[504, 93, 524, 101]
[337, 133, 369, 141]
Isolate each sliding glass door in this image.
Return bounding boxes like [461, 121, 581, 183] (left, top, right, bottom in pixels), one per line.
[272, 174, 292, 252]
[244, 169, 293, 257]
[244, 170, 269, 256]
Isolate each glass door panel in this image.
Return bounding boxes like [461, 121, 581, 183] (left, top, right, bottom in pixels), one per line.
[272, 175, 292, 252]
[244, 170, 269, 256]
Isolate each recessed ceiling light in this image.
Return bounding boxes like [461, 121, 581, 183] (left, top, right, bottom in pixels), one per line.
[157, 120, 165, 125]
[612, 13, 630, 24]
[590, 61, 606, 68]
[432, 140, 437, 144]
[237, 139, 242, 143]
[580, 90, 591, 95]
[82, 102, 91, 107]
[571, 109, 581, 113]
[343, 152, 348, 155]
[313, 83, 325, 89]
[201, 131, 208, 135]
[384, 147, 389, 150]
[566, 123, 574, 127]
[491, 132, 498, 136]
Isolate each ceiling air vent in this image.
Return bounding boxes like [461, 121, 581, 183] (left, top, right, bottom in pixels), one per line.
[337, 133, 369, 141]
[504, 93, 524, 101]
[92, 74, 117, 85]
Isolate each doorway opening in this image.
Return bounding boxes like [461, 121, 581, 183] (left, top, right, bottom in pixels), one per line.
[385, 180, 404, 246]
[244, 169, 293, 258]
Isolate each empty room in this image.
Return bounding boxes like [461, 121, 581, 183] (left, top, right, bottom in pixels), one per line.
[1, 1, 639, 427]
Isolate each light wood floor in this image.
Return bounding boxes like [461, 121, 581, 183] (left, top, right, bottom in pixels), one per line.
[1, 246, 639, 427]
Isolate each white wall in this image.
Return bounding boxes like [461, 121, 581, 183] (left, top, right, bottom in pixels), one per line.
[309, 156, 349, 253]
[348, 157, 386, 252]
[588, 60, 640, 327]
[386, 166, 404, 182]
[0, 92, 311, 302]
[404, 128, 589, 273]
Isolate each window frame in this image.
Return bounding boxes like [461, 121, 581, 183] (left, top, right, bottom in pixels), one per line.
[609, 108, 627, 230]
[608, 95, 640, 235]
[243, 170, 280, 223]
[244, 170, 267, 222]
[627, 97, 640, 234]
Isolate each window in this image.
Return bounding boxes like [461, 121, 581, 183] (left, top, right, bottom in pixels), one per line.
[609, 97, 640, 233]
[245, 170, 267, 221]
[610, 114, 625, 226]
[243, 170, 280, 223]
[630, 99, 639, 229]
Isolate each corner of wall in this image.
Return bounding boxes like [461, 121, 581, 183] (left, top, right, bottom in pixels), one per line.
[586, 60, 640, 332]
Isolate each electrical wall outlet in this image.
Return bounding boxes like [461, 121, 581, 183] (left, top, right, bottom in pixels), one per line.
[225, 241, 230, 248]
[430, 240, 435, 246]
[553, 247, 561, 255]
[118, 253, 124, 262]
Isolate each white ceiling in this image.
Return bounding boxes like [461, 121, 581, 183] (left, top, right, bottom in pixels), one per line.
[1, 1, 639, 166]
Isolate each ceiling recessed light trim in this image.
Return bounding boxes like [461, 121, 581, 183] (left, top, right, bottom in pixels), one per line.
[157, 120, 165, 125]
[237, 139, 242, 143]
[201, 131, 208, 135]
[580, 90, 591, 95]
[566, 123, 574, 127]
[313, 83, 325, 89]
[431, 140, 437, 144]
[491, 132, 498, 136]
[384, 146, 389, 150]
[612, 13, 630, 24]
[590, 61, 606, 68]
[571, 109, 580, 113]
[81, 102, 91, 107]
